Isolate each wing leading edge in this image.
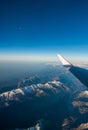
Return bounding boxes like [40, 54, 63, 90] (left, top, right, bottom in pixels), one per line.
[57, 54, 88, 88]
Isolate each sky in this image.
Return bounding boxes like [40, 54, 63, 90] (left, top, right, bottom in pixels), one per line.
[0, 0, 88, 61]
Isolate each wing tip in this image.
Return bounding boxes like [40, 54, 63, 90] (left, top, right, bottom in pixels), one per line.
[57, 54, 72, 67]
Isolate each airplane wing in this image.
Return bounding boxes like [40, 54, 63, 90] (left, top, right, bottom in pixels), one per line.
[57, 54, 88, 88]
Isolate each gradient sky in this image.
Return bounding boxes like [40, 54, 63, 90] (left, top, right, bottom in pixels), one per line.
[0, 0, 88, 61]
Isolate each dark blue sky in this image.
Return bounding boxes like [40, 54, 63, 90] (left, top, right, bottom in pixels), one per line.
[0, 0, 88, 61]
